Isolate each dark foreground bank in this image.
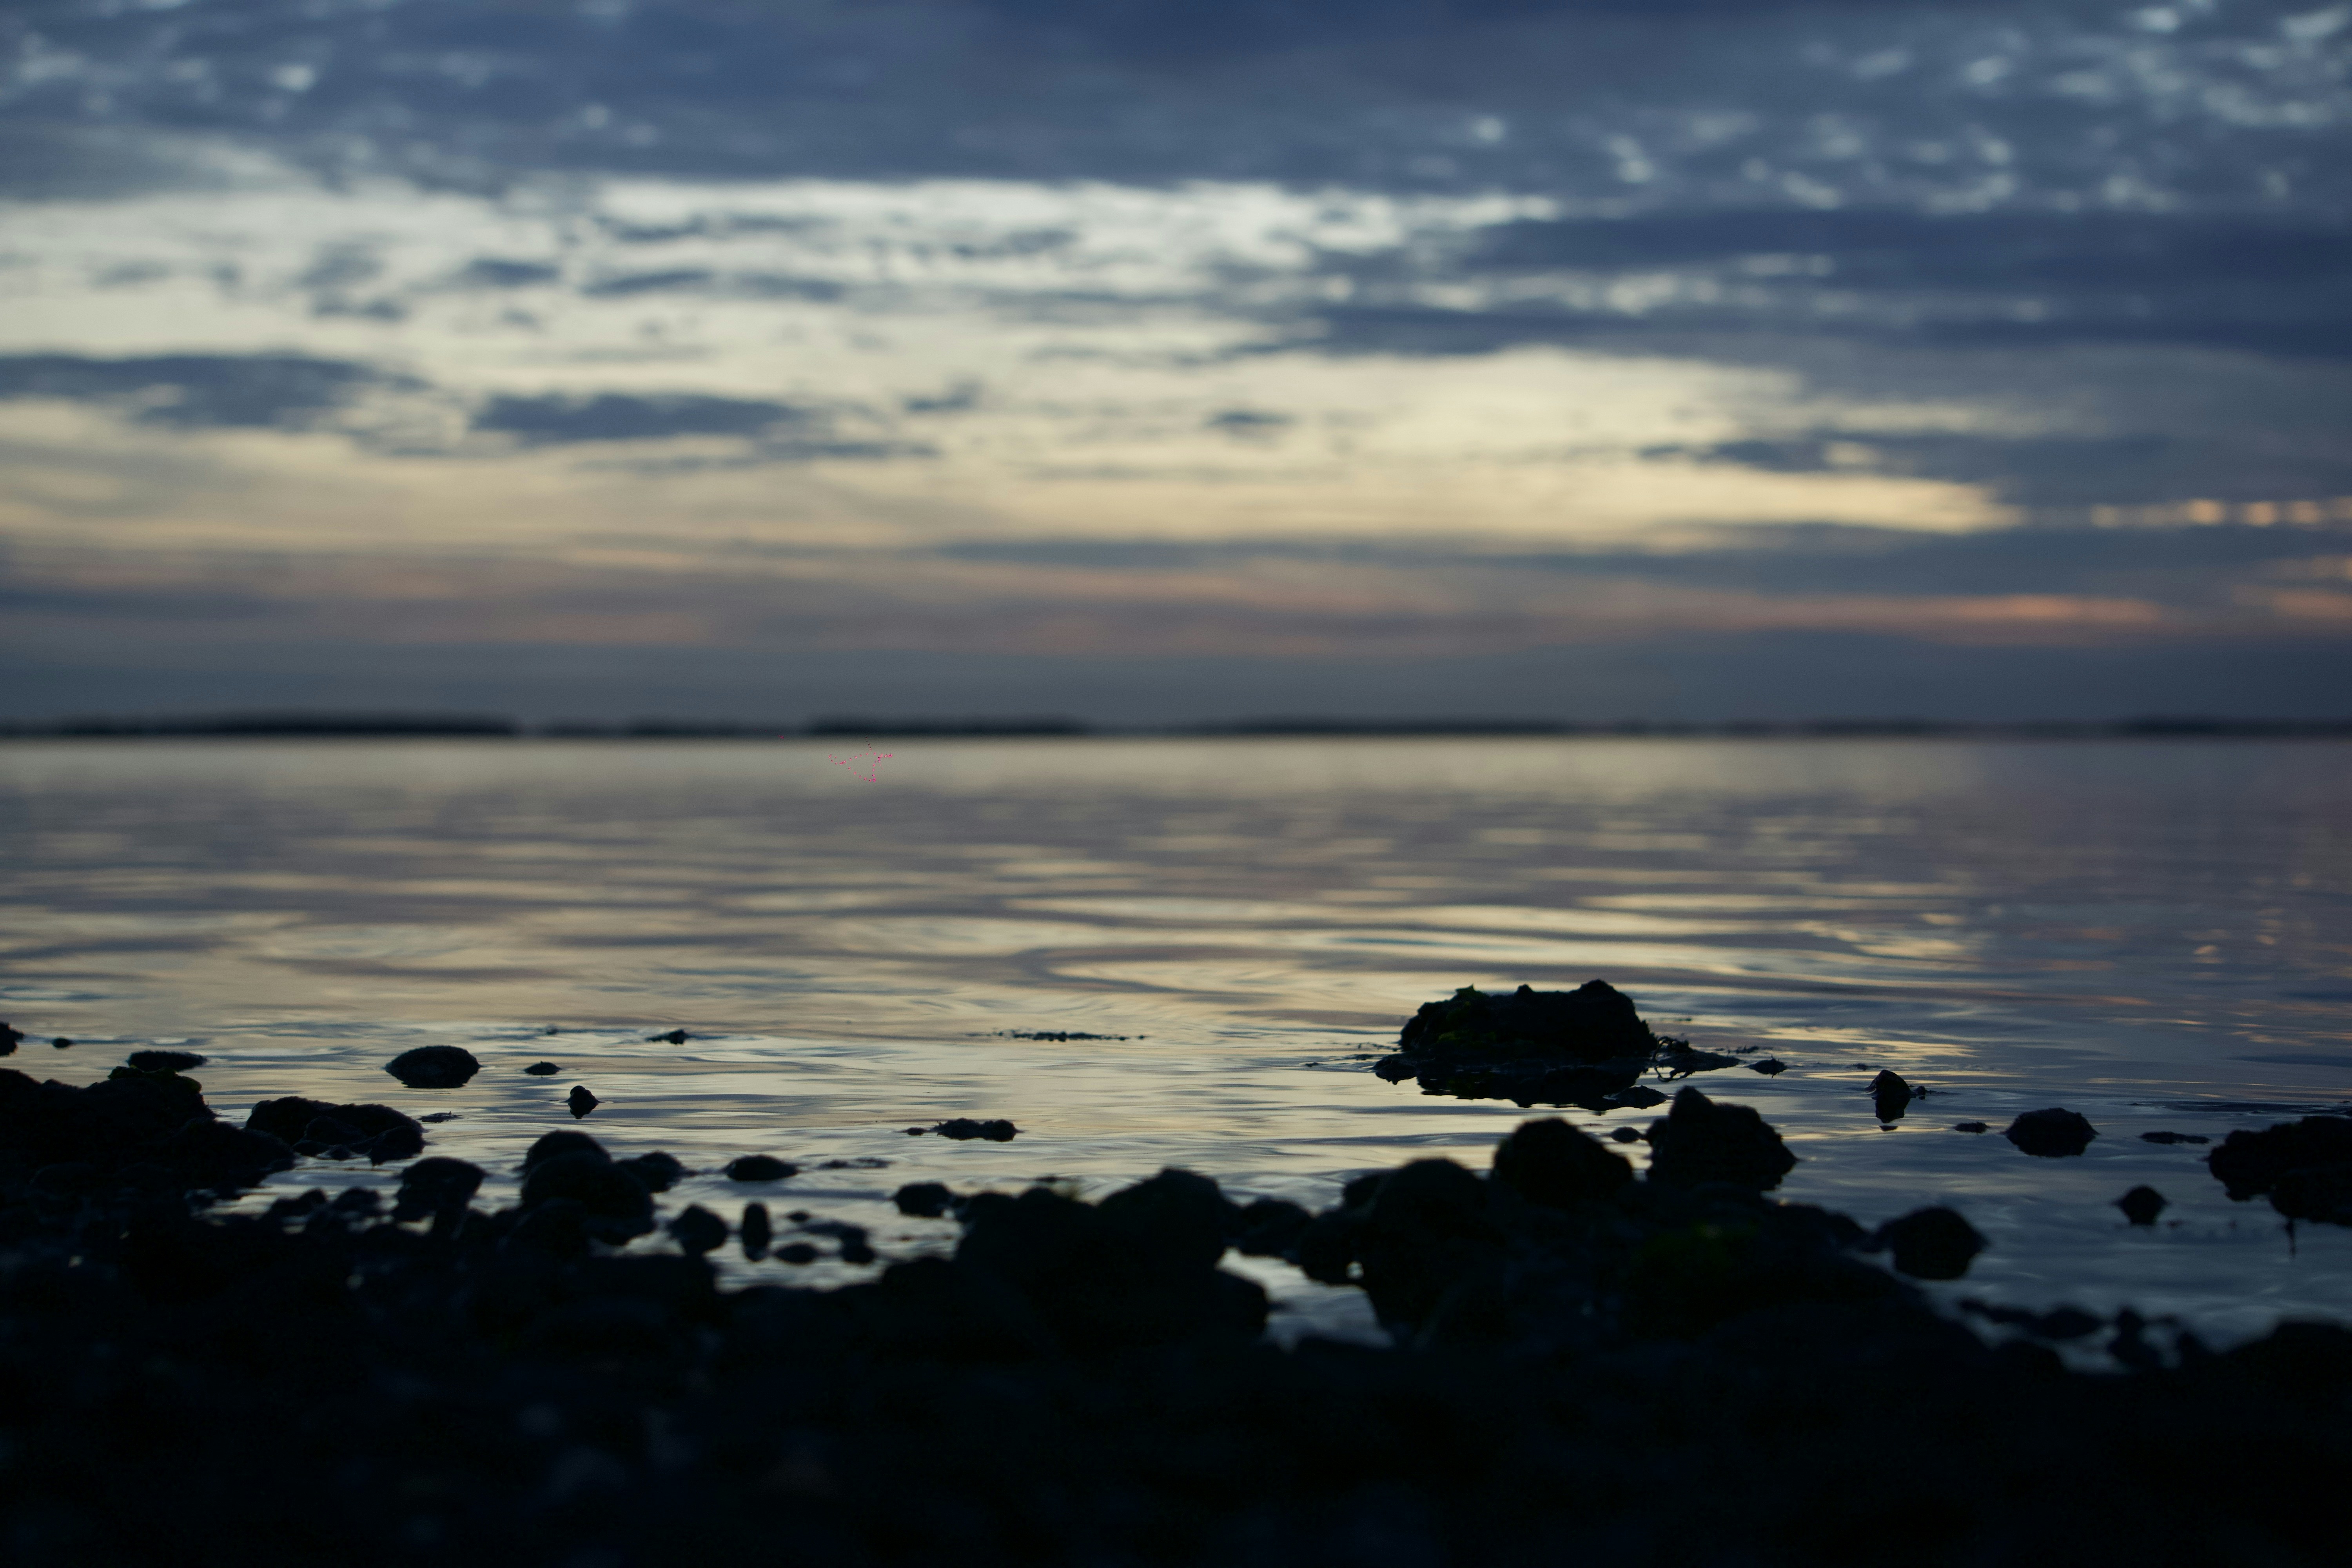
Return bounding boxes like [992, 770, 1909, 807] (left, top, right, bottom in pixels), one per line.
[4, 1060, 2349, 1568]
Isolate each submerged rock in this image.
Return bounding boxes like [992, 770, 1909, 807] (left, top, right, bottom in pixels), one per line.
[382, 1045, 480, 1089]
[2141, 1131, 2210, 1146]
[523, 1062, 560, 1076]
[2004, 1109, 2098, 1158]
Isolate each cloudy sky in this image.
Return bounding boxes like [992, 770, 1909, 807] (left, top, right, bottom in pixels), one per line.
[3, 0, 2349, 723]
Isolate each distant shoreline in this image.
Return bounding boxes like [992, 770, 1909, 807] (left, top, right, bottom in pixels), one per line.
[5, 715, 2351, 741]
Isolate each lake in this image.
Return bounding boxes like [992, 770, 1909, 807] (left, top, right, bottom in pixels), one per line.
[3, 736, 2347, 1347]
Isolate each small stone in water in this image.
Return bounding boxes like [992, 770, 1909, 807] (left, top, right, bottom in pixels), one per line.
[1953, 1122, 1989, 1133]
[2004, 1109, 2097, 1158]
[726, 1155, 797, 1182]
[648, 1029, 690, 1044]
[52, 1037, 74, 1048]
[740, 1202, 773, 1260]
[1609, 1127, 1644, 1144]
[2117, 1186, 2167, 1226]
[893, 1181, 955, 1218]
[127, 1049, 207, 1072]
[775, 1242, 819, 1265]
[523, 1062, 560, 1075]
[384, 1045, 481, 1089]
[567, 1085, 599, 1118]
[2141, 1131, 2209, 1145]
[670, 1205, 728, 1256]
[931, 1118, 1018, 1142]
[1747, 1058, 1786, 1075]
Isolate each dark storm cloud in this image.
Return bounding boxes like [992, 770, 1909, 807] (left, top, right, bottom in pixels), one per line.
[0, 354, 400, 429]
[470, 392, 808, 445]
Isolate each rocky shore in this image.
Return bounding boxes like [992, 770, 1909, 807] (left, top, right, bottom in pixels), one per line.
[5, 1038, 2352, 1566]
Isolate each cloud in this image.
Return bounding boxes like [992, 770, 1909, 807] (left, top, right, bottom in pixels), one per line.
[470, 392, 809, 445]
[450, 258, 563, 289]
[0, 354, 401, 430]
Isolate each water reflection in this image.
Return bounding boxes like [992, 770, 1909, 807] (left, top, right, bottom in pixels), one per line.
[2, 736, 2349, 1342]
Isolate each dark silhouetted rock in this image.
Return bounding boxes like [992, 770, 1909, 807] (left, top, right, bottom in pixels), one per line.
[1644, 1087, 1797, 1191]
[620, 1151, 685, 1192]
[1231, 1197, 1310, 1257]
[2141, 1131, 2209, 1145]
[243, 1097, 422, 1164]
[163, 1118, 295, 1188]
[894, 1181, 955, 1218]
[670, 1204, 728, 1256]
[740, 1201, 772, 1259]
[567, 1085, 598, 1118]
[1490, 1117, 1633, 1208]
[1869, 1070, 1915, 1122]
[932, 1118, 1018, 1142]
[392, 1156, 484, 1222]
[726, 1155, 797, 1182]
[519, 1151, 653, 1242]
[383, 1045, 480, 1089]
[2004, 1109, 2098, 1158]
[522, 1129, 605, 1172]
[1953, 1122, 1989, 1133]
[1379, 981, 1670, 1107]
[1748, 1058, 1786, 1075]
[775, 1242, 819, 1264]
[2209, 1116, 2352, 1226]
[649, 1029, 690, 1044]
[2117, 1186, 2167, 1226]
[51, 1037, 73, 1048]
[125, 1049, 206, 1073]
[1876, 1207, 1985, 1279]
[1610, 1126, 1644, 1143]
[0, 1021, 21, 1054]
[523, 1062, 560, 1075]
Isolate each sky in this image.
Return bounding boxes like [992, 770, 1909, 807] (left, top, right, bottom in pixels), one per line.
[2, 0, 2349, 724]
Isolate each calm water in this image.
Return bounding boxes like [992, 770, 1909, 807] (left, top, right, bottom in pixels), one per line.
[4, 737, 2349, 1345]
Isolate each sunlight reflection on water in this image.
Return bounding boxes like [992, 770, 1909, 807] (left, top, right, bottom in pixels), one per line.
[2, 736, 2348, 1344]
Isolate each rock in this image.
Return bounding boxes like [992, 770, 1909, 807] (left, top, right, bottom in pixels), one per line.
[125, 1049, 206, 1073]
[1490, 1118, 1633, 1208]
[1953, 1122, 1989, 1134]
[649, 1029, 690, 1044]
[2141, 1131, 2209, 1145]
[740, 1201, 773, 1259]
[1747, 1058, 1786, 1076]
[0, 1021, 21, 1054]
[1657, 1046, 1743, 1077]
[392, 1157, 485, 1222]
[243, 1098, 423, 1164]
[726, 1155, 797, 1182]
[1869, 1070, 1915, 1122]
[1610, 1127, 1644, 1143]
[567, 1085, 598, 1118]
[1606, 1087, 1668, 1110]
[2003, 1109, 2098, 1158]
[802, 1219, 877, 1265]
[893, 1181, 956, 1218]
[383, 1045, 480, 1089]
[776, 1242, 820, 1264]
[523, 1062, 560, 1076]
[1875, 1207, 1985, 1279]
[51, 1037, 74, 1048]
[1401, 980, 1656, 1061]
[522, 1129, 606, 1172]
[2205, 1114, 2352, 1225]
[620, 1152, 685, 1192]
[1231, 1197, 1310, 1257]
[670, 1204, 728, 1256]
[1644, 1088, 1797, 1191]
[2116, 1186, 2167, 1226]
[519, 1151, 653, 1242]
[932, 1119, 1018, 1142]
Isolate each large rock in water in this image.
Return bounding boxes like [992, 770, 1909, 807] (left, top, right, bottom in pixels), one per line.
[383, 1045, 479, 1089]
[1644, 1087, 1797, 1191]
[2209, 1114, 2352, 1224]
[1375, 980, 1667, 1108]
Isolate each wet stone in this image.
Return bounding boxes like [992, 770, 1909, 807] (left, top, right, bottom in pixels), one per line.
[931, 1119, 1018, 1142]
[125, 1049, 206, 1073]
[648, 1029, 690, 1044]
[2141, 1131, 2210, 1145]
[393, 1157, 485, 1222]
[670, 1205, 728, 1256]
[1747, 1058, 1787, 1076]
[775, 1242, 819, 1265]
[523, 1062, 560, 1076]
[2004, 1109, 2098, 1158]
[1876, 1207, 1986, 1280]
[726, 1155, 797, 1182]
[1869, 1070, 1916, 1123]
[2117, 1186, 2168, 1227]
[1490, 1118, 1633, 1208]
[620, 1152, 685, 1193]
[1644, 1087, 1797, 1191]
[893, 1182, 956, 1218]
[739, 1201, 773, 1260]
[1953, 1122, 1989, 1134]
[566, 1085, 598, 1118]
[383, 1045, 480, 1089]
